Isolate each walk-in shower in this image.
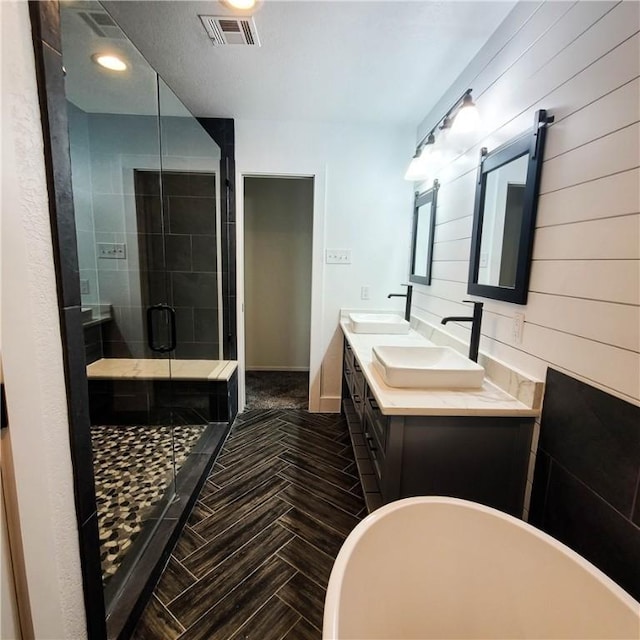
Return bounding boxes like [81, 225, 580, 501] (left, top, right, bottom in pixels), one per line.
[60, 0, 227, 619]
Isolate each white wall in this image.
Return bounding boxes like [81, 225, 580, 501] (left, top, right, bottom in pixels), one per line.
[411, 0, 640, 407]
[1, 1, 86, 637]
[244, 177, 313, 371]
[236, 120, 416, 411]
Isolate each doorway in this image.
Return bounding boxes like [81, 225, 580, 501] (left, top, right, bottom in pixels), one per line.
[243, 176, 314, 409]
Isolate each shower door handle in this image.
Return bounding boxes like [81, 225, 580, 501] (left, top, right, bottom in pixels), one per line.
[147, 304, 177, 353]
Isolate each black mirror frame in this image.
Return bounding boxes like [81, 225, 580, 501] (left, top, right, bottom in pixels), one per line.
[409, 179, 439, 286]
[467, 109, 553, 304]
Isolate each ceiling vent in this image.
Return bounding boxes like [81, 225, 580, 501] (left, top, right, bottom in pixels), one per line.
[199, 15, 261, 46]
[75, 9, 125, 39]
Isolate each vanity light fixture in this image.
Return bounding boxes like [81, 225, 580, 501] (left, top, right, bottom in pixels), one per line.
[92, 53, 127, 71]
[404, 132, 435, 181]
[405, 88, 480, 181]
[404, 152, 427, 182]
[440, 114, 453, 130]
[451, 90, 480, 135]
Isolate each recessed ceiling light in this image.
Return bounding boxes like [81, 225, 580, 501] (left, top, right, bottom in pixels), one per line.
[223, 0, 256, 10]
[92, 53, 127, 71]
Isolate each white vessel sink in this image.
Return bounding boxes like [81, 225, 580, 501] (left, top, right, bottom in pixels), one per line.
[372, 345, 484, 388]
[349, 313, 410, 335]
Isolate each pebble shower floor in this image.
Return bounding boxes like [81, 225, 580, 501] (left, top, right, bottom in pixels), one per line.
[91, 424, 206, 582]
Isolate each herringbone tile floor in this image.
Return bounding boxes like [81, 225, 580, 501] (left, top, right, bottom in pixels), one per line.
[132, 409, 366, 639]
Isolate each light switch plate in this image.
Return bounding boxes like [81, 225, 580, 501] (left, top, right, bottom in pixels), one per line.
[98, 242, 126, 259]
[326, 249, 351, 264]
[513, 312, 525, 344]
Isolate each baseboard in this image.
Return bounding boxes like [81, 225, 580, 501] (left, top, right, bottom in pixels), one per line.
[318, 395, 341, 413]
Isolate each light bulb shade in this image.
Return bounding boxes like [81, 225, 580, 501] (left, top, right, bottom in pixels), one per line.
[451, 102, 480, 134]
[404, 151, 431, 181]
[404, 155, 425, 181]
[424, 146, 443, 171]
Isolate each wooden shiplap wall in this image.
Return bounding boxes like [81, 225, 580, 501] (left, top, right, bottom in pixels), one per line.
[412, 0, 640, 405]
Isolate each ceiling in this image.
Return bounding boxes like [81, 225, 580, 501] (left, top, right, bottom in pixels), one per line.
[61, 0, 193, 116]
[66, 0, 517, 126]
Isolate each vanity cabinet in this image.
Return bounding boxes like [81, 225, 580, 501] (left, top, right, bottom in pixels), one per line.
[343, 342, 365, 420]
[342, 339, 534, 517]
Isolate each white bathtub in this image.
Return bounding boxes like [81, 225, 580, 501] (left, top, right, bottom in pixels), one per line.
[323, 497, 640, 639]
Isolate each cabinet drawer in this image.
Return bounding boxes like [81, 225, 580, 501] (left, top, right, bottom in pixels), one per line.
[354, 365, 365, 399]
[344, 356, 353, 384]
[343, 340, 354, 394]
[352, 353, 363, 376]
[365, 393, 387, 452]
[344, 341, 355, 370]
[363, 413, 382, 482]
[351, 370, 365, 420]
[344, 361, 353, 378]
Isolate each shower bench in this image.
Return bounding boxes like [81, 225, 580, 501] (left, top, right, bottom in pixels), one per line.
[86, 358, 238, 426]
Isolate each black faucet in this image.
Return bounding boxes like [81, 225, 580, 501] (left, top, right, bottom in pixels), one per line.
[441, 300, 484, 362]
[387, 284, 413, 322]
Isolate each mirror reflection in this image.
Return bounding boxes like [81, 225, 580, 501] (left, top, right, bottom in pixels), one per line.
[468, 109, 552, 305]
[477, 154, 528, 288]
[410, 181, 439, 286]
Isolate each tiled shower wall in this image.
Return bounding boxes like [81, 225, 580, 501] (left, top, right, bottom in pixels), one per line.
[134, 170, 219, 359]
[67, 107, 222, 359]
[67, 102, 100, 307]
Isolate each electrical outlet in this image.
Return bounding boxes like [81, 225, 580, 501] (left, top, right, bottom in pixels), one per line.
[513, 312, 525, 344]
[98, 242, 126, 259]
[361, 285, 370, 300]
[325, 249, 351, 264]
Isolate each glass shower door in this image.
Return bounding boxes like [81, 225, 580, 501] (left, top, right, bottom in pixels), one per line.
[60, 0, 179, 606]
[157, 78, 223, 480]
[62, 0, 224, 617]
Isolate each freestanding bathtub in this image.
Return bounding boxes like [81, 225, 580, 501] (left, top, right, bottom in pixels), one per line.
[323, 497, 640, 639]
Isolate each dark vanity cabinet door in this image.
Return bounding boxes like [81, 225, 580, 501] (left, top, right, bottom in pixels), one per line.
[397, 415, 533, 516]
[342, 338, 534, 517]
[364, 393, 386, 456]
[344, 342, 364, 420]
[363, 397, 385, 484]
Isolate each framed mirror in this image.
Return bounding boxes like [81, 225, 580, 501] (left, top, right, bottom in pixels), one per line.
[468, 110, 553, 304]
[410, 180, 439, 285]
